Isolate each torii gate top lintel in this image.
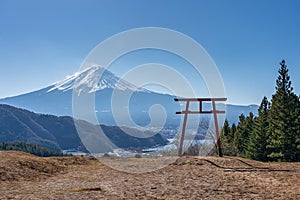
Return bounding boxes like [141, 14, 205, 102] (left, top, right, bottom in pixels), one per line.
[174, 97, 227, 157]
[174, 98, 227, 114]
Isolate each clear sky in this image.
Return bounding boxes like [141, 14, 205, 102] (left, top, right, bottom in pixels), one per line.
[0, 0, 300, 105]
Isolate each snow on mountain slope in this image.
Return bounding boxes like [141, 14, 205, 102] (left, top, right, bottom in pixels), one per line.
[47, 65, 150, 93]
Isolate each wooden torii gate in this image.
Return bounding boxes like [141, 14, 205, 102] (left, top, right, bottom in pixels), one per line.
[174, 98, 227, 157]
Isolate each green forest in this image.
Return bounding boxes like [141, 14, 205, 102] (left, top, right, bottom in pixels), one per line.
[220, 60, 300, 162]
[0, 141, 63, 157]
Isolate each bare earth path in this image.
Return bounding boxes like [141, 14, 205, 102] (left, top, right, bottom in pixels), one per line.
[0, 151, 299, 199]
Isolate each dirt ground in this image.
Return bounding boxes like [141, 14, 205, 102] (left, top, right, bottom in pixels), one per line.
[0, 151, 299, 199]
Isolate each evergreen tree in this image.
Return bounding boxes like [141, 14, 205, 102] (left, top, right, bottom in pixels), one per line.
[234, 113, 254, 156]
[267, 60, 300, 161]
[246, 96, 270, 161]
[220, 120, 238, 156]
[229, 123, 237, 143]
[221, 119, 230, 137]
[285, 92, 300, 161]
[234, 114, 245, 155]
[220, 119, 232, 155]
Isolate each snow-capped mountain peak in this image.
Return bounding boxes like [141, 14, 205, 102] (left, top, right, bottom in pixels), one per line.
[47, 65, 150, 93]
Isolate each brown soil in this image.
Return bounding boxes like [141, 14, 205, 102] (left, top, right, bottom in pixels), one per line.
[0, 151, 299, 199]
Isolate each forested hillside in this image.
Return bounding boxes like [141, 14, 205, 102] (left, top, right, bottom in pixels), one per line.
[0, 141, 63, 157]
[0, 104, 168, 152]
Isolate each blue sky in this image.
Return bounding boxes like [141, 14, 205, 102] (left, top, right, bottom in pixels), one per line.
[0, 0, 300, 105]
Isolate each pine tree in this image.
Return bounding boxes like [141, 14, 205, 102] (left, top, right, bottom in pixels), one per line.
[221, 119, 230, 137]
[267, 60, 300, 161]
[220, 119, 232, 155]
[234, 114, 245, 155]
[229, 123, 237, 143]
[234, 113, 254, 157]
[246, 96, 270, 161]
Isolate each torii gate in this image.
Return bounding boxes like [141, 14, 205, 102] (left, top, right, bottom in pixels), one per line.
[174, 98, 227, 157]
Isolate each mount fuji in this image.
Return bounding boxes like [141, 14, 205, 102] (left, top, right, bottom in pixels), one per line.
[0, 66, 181, 127]
[0, 66, 258, 128]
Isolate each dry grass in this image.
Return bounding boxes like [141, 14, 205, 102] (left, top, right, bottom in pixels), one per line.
[0, 151, 92, 181]
[0, 151, 299, 199]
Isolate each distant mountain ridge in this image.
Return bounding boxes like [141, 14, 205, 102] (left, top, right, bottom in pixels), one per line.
[0, 104, 168, 151]
[0, 67, 258, 126]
